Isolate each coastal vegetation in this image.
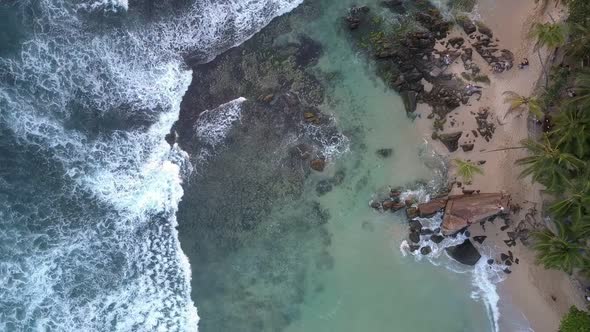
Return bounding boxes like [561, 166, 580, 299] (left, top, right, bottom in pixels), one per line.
[559, 306, 590, 332]
[453, 158, 483, 183]
[502, 91, 543, 119]
[518, 1, 590, 320]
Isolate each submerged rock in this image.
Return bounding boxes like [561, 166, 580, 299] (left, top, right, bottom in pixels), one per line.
[316, 179, 333, 196]
[376, 148, 394, 158]
[310, 158, 326, 172]
[446, 239, 481, 266]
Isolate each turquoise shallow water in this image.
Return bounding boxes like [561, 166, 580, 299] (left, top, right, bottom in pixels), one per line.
[284, 2, 492, 330]
[179, 0, 495, 331]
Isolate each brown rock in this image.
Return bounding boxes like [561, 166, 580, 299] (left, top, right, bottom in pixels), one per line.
[441, 193, 511, 235]
[303, 112, 315, 119]
[406, 207, 419, 220]
[263, 94, 274, 103]
[382, 200, 394, 210]
[310, 159, 326, 172]
[417, 197, 448, 217]
[391, 202, 406, 211]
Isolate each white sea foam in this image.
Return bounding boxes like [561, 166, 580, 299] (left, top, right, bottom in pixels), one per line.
[0, 0, 304, 330]
[400, 209, 504, 332]
[196, 98, 245, 144]
[193, 97, 246, 163]
[301, 116, 350, 160]
[78, 0, 128, 12]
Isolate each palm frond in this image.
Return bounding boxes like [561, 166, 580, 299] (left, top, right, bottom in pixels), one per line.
[453, 159, 483, 183]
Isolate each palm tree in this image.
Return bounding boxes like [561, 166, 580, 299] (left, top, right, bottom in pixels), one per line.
[502, 91, 544, 119]
[566, 23, 590, 66]
[533, 222, 587, 274]
[570, 69, 590, 110]
[551, 106, 590, 159]
[516, 135, 585, 191]
[530, 22, 569, 85]
[534, 0, 570, 12]
[549, 170, 590, 221]
[453, 159, 483, 183]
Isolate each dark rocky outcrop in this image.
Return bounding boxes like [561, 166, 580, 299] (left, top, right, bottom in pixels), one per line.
[448, 37, 465, 49]
[473, 235, 487, 244]
[409, 220, 423, 233]
[438, 132, 462, 152]
[431, 234, 444, 244]
[401, 91, 418, 113]
[409, 232, 421, 243]
[420, 246, 432, 255]
[476, 21, 493, 38]
[457, 16, 477, 35]
[446, 239, 481, 265]
[461, 143, 474, 152]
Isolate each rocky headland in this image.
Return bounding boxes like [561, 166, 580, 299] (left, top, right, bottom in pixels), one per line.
[353, 0, 586, 330]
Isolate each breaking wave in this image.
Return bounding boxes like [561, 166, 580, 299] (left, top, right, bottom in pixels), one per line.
[400, 208, 506, 332]
[0, 0, 303, 330]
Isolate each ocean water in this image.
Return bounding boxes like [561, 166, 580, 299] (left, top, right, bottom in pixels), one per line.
[0, 0, 301, 330]
[0, 0, 499, 331]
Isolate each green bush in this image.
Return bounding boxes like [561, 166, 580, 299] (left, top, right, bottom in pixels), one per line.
[568, 0, 590, 26]
[559, 306, 590, 332]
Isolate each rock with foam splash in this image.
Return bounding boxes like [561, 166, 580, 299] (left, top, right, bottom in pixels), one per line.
[417, 197, 448, 217]
[446, 239, 481, 266]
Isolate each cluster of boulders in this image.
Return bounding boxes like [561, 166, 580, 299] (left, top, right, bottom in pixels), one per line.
[474, 107, 496, 142]
[371, 188, 511, 265]
[343, 4, 514, 154]
[369, 187, 410, 213]
[457, 16, 514, 73]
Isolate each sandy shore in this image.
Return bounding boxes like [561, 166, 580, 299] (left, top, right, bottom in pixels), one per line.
[414, 1, 586, 331]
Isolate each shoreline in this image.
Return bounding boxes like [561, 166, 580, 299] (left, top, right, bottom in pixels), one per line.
[412, 1, 586, 331]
